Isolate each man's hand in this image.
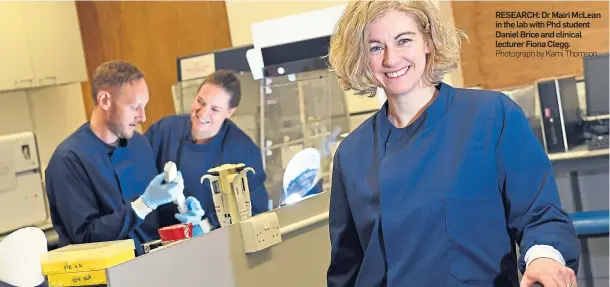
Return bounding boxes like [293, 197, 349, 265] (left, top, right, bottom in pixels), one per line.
[520, 258, 577, 287]
[140, 172, 184, 210]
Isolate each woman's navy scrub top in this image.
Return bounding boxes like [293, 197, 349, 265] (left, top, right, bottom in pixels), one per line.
[45, 123, 163, 255]
[327, 83, 580, 287]
[144, 115, 270, 229]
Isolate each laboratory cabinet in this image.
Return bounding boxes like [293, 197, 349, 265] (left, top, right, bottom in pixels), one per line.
[0, 1, 87, 92]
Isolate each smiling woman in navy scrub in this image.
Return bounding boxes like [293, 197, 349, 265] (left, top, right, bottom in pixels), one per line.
[145, 70, 269, 233]
[325, 1, 580, 287]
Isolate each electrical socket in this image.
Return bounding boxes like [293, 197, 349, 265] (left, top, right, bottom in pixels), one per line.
[240, 212, 282, 253]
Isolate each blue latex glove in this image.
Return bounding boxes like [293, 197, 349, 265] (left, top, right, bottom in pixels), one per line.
[140, 171, 184, 210]
[175, 196, 206, 236]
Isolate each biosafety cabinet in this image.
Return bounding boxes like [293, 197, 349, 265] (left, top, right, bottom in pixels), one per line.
[245, 4, 384, 206]
[258, 59, 351, 205]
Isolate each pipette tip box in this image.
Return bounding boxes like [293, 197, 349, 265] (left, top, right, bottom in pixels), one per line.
[39, 239, 135, 286]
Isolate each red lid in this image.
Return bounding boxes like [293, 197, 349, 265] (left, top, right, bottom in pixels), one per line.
[158, 223, 193, 242]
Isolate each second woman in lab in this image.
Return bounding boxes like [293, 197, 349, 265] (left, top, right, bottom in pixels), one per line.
[145, 70, 269, 234]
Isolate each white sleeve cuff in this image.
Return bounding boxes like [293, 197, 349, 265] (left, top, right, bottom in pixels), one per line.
[199, 218, 212, 234]
[524, 244, 566, 268]
[131, 197, 153, 220]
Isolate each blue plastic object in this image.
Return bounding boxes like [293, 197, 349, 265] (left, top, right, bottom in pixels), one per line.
[569, 210, 609, 237]
[175, 196, 206, 237]
[174, 196, 205, 223]
[286, 168, 319, 196]
[283, 148, 321, 200]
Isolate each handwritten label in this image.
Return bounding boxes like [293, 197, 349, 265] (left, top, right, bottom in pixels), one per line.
[63, 263, 83, 272]
[71, 273, 93, 283]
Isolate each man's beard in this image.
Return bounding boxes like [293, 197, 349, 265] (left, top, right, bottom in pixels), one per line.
[106, 107, 128, 139]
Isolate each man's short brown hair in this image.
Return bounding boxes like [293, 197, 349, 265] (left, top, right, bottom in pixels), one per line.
[91, 61, 144, 104]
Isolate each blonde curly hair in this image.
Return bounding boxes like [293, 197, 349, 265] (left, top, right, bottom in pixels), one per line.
[328, 0, 467, 96]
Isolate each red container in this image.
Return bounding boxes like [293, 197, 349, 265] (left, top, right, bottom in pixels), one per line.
[158, 223, 193, 243]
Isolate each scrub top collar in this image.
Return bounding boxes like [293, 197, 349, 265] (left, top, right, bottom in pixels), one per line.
[183, 119, 229, 151]
[82, 122, 129, 155]
[376, 82, 454, 143]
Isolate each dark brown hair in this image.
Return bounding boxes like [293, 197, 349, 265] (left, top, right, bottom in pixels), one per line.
[91, 61, 144, 104]
[200, 70, 241, 108]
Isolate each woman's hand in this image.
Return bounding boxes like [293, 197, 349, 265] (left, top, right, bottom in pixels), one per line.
[520, 258, 577, 287]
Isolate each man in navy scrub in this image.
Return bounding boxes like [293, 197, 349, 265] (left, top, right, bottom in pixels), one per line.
[145, 70, 269, 234]
[45, 61, 186, 255]
[325, 1, 580, 287]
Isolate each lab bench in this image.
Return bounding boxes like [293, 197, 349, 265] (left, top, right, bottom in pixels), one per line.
[99, 146, 608, 287]
[0, 147, 606, 287]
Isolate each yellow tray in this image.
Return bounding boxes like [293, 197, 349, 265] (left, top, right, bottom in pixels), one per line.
[47, 269, 107, 286]
[40, 239, 135, 275]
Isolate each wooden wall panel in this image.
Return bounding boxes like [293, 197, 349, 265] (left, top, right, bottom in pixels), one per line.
[452, 1, 608, 90]
[76, 1, 233, 130]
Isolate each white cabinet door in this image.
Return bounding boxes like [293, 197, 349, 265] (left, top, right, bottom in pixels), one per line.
[0, 2, 36, 91]
[21, 1, 87, 87]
